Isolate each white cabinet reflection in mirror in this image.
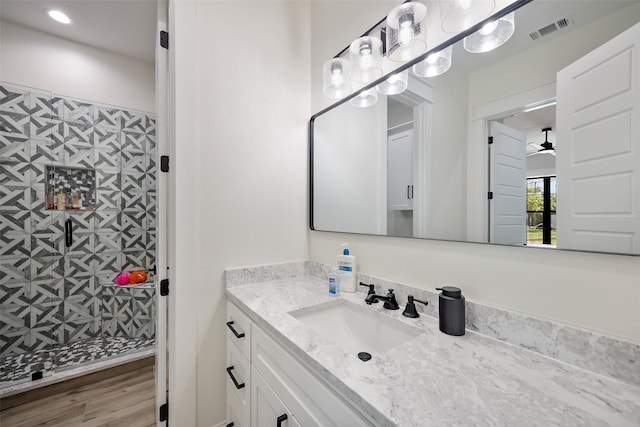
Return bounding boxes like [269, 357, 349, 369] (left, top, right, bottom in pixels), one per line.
[311, 0, 640, 255]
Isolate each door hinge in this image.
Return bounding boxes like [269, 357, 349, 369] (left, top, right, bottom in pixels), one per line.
[160, 279, 169, 296]
[159, 402, 168, 422]
[160, 31, 169, 49]
[160, 155, 170, 173]
[488, 191, 494, 200]
[488, 136, 494, 145]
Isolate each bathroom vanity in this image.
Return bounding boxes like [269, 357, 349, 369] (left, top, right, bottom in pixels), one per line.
[226, 272, 640, 427]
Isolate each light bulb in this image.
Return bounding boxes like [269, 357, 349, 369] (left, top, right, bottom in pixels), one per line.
[463, 12, 515, 53]
[351, 88, 378, 108]
[330, 69, 343, 86]
[426, 53, 439, 64]
[398, 13, 415, 46]
[479, 20, 498, 35]
[377, 70, 408, 95]
[386, 2, 427, 62]
[349, 36, 383, 83]
[323, 58, 352, 99]
[387, 73, 401, 84]
[398, 27, 414, 46]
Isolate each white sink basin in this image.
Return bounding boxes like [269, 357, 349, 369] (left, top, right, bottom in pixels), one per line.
[289, 300, 421, 356]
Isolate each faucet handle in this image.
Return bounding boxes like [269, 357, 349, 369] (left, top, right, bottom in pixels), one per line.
[402, 295, 428, 318]
[359, 282, 376, 295]
[383, 289, 400, 310]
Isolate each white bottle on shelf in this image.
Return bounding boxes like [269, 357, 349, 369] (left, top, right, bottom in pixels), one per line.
[336, 243, 357, 292]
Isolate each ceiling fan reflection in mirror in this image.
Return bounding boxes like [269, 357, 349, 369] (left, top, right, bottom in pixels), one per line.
[528, 127, 556, 157]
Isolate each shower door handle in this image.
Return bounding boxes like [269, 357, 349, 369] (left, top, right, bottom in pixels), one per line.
[65, 219, 73, 247]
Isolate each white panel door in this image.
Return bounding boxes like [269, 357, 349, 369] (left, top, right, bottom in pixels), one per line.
[556, 22, 640, 254]
[387, 130, 413, 210]
[489, 122, 527, 245]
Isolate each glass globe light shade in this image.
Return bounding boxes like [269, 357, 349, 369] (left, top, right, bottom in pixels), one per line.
[323, 58, 353, 99]
[350, 88, 378, 108]
[463, 12, 515, 53]
[386, 2, 428, 62]
[439, 0, 496, 34]
[349, 36, 383, 83]
[412, 45, 453, 77]
[377, 70, 409, 95]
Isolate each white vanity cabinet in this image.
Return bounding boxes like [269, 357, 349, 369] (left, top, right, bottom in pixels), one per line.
[226, 302, 253, 427]
[252, 367, 302, 427]
[225, 301, 373, 427]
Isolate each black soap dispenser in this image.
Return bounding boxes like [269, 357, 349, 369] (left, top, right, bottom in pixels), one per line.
[436, 286, 465, 336]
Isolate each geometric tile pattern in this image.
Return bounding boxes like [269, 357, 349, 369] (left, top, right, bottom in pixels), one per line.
[0, 335, 154, 384]
[0, 82, 157, 361]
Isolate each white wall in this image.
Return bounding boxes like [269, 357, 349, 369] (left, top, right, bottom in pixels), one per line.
[309, 2, 640, 343]
[0, 20, 155, 112]
[172, 1, 310, 425]
[314, 100, 386, 234]
[429, 66, 468, 240]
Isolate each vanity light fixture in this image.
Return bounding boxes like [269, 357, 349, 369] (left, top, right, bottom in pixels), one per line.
[323, 58, 353, 99]
[377, 70, 409, 95]
[351, 87, 378, 108]
[47, 9, 72, 24]
[349, 36, 383, 83]
[386, 2, 428, 62]
[440, 0, 496, 34]
[412, 45, 453, 77]
[463, 12, 515, 53]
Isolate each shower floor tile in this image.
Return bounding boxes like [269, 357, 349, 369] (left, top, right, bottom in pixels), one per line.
[0, 335, 154, 385]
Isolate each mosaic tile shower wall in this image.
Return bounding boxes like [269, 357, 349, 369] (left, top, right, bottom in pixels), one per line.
[0, 83, 157, 365]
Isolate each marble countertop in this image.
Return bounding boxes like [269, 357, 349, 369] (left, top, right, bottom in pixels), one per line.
[226, 277, 640, 427]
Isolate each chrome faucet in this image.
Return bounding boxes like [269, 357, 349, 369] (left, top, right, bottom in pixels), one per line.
[365, 288, 399, 310]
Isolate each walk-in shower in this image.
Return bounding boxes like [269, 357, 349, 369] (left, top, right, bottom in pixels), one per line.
[0, 82, 157, 394]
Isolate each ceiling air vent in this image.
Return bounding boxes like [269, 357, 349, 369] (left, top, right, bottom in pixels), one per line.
[529, 15, 574, 41]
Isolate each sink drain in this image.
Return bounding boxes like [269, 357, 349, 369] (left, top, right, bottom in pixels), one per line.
[358, 352, 372, 362]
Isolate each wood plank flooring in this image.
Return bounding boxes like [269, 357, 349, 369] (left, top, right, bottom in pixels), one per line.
[0, 362, 156, 427]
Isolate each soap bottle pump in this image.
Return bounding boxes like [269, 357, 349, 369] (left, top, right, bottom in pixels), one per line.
[336, 243, 357, 292]
[436, 286, 465, 336]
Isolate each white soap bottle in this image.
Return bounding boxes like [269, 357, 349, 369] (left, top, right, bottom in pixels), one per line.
[337, 243, 357, 292]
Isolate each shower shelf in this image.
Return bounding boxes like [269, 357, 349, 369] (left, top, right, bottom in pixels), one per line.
[105, 282, 156, 289]
[45, 165, 97, 211]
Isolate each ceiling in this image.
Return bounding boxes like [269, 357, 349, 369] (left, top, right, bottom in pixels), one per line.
[0, 0, 157, 63]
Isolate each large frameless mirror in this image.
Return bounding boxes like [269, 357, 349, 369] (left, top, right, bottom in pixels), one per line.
[310, 0, 640, 255]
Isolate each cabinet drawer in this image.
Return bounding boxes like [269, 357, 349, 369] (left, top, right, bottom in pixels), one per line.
[226, 302, 252, 359]
[252, 325, 373, 427]
[226, 337, 251, 423]
[227, 388, 249, 427]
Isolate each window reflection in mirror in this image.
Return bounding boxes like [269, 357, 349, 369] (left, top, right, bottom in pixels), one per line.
[311, 0, 640, 255]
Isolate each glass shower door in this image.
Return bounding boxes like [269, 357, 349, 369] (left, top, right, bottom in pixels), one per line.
[28, 87, 65, 382]
[0, 82, 61, 386]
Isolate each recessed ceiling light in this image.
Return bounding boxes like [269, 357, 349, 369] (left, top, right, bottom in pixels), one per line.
[47, 10, 72, 24]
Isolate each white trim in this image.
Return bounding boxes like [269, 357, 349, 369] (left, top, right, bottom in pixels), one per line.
[167, 0, 198, 425]
[392, 76, 434, 238]
[155, 0, 169, 425]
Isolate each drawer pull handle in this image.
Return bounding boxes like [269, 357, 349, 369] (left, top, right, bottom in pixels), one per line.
[226, 423, 234, 427]
[226, 366, 245, 389]
[226, 321, 245, 339]
[277, 414, 288, 427]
